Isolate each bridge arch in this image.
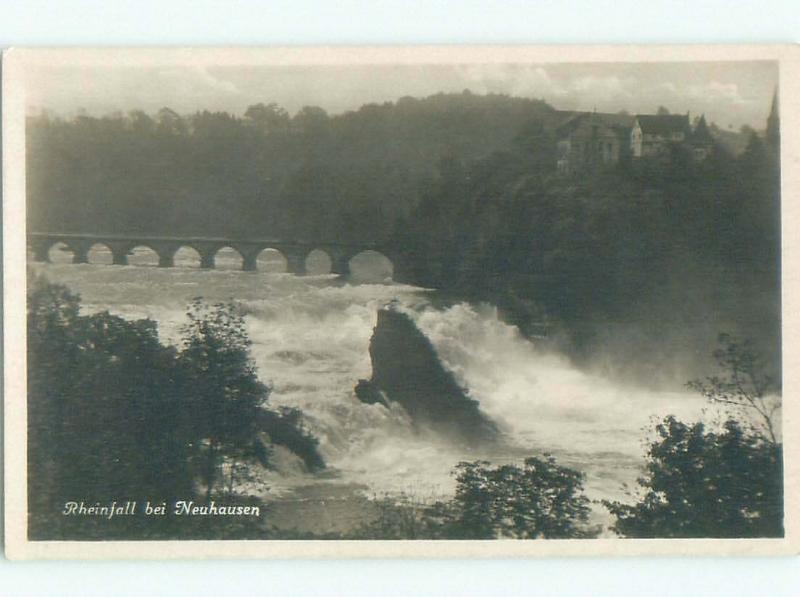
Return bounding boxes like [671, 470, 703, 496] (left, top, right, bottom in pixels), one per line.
[127, 245, 160, 267]
[348, 250, 394, 283]
[27, 234, 408, 282]
[253, 247, 288, 273]
[47, 241, 74, 264]
[172, 246, 202, 268]
[304, 249, 333, 275]
[213, 245, 245, 270]
[86, 242, 114, 265]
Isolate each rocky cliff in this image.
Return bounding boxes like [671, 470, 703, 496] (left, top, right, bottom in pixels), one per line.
[355, 308, 498, 443]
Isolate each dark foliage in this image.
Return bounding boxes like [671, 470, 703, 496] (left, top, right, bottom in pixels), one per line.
[604, 416, 783, 538]
[27, 93, 555, 243]
[27, 278, 324, 539]
[446, 457, 598, 539]
[177, 299, 274, 499]
[393, 131, 780, 385]
[605, 336, 783, 538]
[28, 279, 193, 538]
[352, 457, 599, 539]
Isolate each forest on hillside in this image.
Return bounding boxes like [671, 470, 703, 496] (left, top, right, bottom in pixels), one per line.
[27, 92, 556, 241]
[395, 126, 780, 384]
[26, 92, 780, 385]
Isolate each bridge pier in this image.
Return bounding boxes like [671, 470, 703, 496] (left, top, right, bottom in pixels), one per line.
[284, 250, 306, 276]
[72, 245, 89, 264]
[30, 242, 50, 263]
[200, 253, 215, 269]
[104, 241, 132, 266]
[242, 253, 258, 272]
[154, 243, 182, 268]
[329, 253, 351, 278]
[389, 253, 416, 286]
[158, 252, 175, 268]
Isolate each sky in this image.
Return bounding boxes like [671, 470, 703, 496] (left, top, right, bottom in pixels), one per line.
[25, 61, 778, 130]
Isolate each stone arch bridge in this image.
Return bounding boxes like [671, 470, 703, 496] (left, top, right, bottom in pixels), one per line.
[28, 232, 407, 279]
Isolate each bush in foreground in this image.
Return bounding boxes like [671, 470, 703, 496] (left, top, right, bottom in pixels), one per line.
[604, 416, 782, 538]
[353, 456, 599, 539]
[605, 335, 783, 538]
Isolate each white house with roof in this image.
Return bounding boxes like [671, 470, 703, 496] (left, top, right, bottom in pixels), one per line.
[630, 114, 691, 158]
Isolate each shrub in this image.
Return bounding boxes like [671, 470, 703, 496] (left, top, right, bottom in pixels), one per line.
[352, 456, 599, 539]
[605, 416, 782, 538]
[447, 457, 599, 539]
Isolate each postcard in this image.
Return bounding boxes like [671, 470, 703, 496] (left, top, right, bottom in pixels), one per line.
[3, 45, 799, 558]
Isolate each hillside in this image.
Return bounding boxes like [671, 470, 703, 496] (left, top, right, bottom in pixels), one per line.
[26, 92, 557, 241]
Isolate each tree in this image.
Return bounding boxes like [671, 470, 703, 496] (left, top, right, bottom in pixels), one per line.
[177, 299, 325, 499]
[156, 107, 187, 136]
[27, 278, 195, 537]
[293, 105, 329, 135]
[447, 457, 598, 539]
[178, 299, 272, 499]
[244, 102, 291, 134]
[511, 119, 556, 170]
[687, 333, 780, 444]
[605, 335, 783, 538]
[27, 280, 325, 539]
[351, 456, 598, 539]
[604, 416, 782, 538]
[128, 109, 155, 134]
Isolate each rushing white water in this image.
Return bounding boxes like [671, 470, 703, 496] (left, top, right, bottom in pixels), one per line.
[30, 247, 721, 532]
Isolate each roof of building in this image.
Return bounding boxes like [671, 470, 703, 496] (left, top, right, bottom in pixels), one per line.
[555, 111, 635, 136]
[635, 114, 690, 135]
[593, 112, 636, 129]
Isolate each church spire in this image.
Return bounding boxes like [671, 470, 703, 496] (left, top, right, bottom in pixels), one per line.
[767, 87, 780, 150]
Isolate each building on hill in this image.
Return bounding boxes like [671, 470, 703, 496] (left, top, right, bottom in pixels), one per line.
[554, 109, 722, 173]
[630, 114, 691, 158]
[630, 112, 720, 162]
[555, 111, 634, 173]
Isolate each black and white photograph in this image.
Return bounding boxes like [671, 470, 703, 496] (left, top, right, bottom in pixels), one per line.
[3, 46, 797, 558]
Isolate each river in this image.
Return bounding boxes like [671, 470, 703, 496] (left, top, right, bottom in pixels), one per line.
[30, 245, 713, 535]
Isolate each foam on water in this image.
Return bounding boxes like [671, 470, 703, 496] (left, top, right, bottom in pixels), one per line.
[30, 253, 721, 521]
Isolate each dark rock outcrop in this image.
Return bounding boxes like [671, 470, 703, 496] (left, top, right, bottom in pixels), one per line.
[354, 379, 388, 406]
[356, 308, 497, 443]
